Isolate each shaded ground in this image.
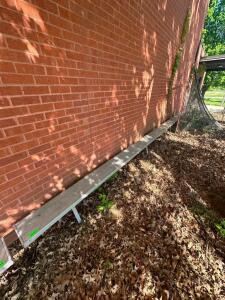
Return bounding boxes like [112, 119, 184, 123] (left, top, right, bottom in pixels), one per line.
[211, 111, 225, 123]
[0, 131, 225, 299]
[206, 105, 225, 124]
[206, 105, 224, 113]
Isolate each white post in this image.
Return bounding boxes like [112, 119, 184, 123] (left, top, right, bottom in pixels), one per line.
[221, 95, 225, 122]
[145, 147, 149, 156]
[72, 207, 81, 223]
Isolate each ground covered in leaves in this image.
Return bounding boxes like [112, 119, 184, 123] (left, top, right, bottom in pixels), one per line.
[1, 131, 225, 299]
[211, 111, 225, 125]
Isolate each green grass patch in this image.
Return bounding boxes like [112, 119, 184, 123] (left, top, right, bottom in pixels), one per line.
[205, 90, 224, 98]
[190, 202, 225, 238]
[107, 172, 119, 183]
[0, 260, 6, 269]
[190, 201, 217, 224]
[97, 193, 113, 213]
[103, 260, 113, 269]
[215, 219, 225, 238]
[204, 98, 224, 106]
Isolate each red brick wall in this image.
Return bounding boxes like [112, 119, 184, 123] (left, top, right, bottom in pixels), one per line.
[0, 0, 208, 236]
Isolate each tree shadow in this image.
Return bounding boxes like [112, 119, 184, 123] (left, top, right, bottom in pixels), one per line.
[0, 0, 208, 240]
[150, 132, 225, 260]
[1, 131, 224, 298]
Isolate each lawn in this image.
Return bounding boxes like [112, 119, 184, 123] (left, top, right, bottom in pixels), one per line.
[204, 98, 224, 106]
[204, 89, 224, 107]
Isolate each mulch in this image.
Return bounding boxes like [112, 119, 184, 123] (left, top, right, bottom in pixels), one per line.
[1, 130, 225, 299]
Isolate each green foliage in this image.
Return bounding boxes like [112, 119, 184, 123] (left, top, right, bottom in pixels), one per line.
[215, 219, 225, 237]
[167, 9, 191, 100]
[197, 64, 206, 77]
[94, 173, 118, 210]
[0, 260, 6, 269]
[27, 227, 40, 239]
[107, 172, 119, 183]
[167, 50, 182, 100]
[103, 260, 113, 269]
[204, 71, 225, 93]
[190, 201, 217, 223]
[96, 186, 104, 193]
[202, 0, 225, 90]
[97, 193, 113, 213]
[202, 0, 225, 52]
[181, 11, 191, 44]
[172, 52, 182, 77]
[93, 172, 119, 195]
[191, 202, 225, 238]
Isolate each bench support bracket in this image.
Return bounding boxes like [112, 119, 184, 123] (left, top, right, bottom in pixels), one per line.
[72, 207, 81, 223]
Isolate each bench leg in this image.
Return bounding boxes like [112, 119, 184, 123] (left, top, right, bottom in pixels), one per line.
[144, 146, 149, 157]
[72, 207, 81, 223]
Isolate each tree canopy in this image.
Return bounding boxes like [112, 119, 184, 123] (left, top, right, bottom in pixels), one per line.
[202, 0, 225, 90]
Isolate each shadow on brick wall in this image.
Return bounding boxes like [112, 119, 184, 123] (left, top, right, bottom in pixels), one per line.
[0, 0, 207, 236]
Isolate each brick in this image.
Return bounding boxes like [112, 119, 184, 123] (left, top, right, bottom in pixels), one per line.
[0, 0, 209, 236]
[54, 101, 73, 110]
[59, 77, 78, 85]
[0, 61, 16, 73]
[0, 135, 24, 148]
[48, 14, 72, 31]
[0, 20, 19, 37]
[17, 156, 33, 168]
[29, 143, 51, 155]
[39, 132, 59, 144]
[34, 120, 53, 129]
[0, 107, 28, 118]
[4, 187, 31, 206]
[0, 147, 11, 158]
[6, 37, 32, 51]
[0, 176, 24, 193]
[21, 86, 49, 95]
[0, 86, 21, 96]
[29, 103, 54, 113]
[30, 0, 58, 15]
[0, 163, 18, 176]
[11, 140, 39, 153]
[15, 63, 45, 75]
[41, 94, 63, 103]
[45, 110, 65, 119]
[0, 152, 27, 168]
[0, 97, 11, 107]
[35, 76, 59, 85]
[11, 96, 41, 106]
[25, 128, 49, 140]
[1, 74, 34, 85]
[0, 175, 7, 185]
[7, 168, 26, 180]
[4, 124, 34, 137]
[50, 86, 70, 94]
[45, 66, 68, 77]
[17, 115, 45, 127]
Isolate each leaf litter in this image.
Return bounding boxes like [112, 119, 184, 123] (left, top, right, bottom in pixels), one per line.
[0, 131, 225, 299]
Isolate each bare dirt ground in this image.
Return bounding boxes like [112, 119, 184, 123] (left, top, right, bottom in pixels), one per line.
[0, 131, 225, 299]
[211, 111, 225, 124]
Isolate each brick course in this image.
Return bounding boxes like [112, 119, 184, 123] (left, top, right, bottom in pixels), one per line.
[0, 0, 208, 237]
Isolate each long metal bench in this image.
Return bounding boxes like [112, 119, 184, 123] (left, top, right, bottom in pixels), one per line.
[0, 238, 13, 275]
[14, 117, 177, 248]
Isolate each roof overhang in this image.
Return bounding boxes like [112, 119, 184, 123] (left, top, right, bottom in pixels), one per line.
[200, 54, 225, 71]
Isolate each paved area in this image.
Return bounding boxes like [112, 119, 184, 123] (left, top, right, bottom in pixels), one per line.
[206, 104, 225, 113]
